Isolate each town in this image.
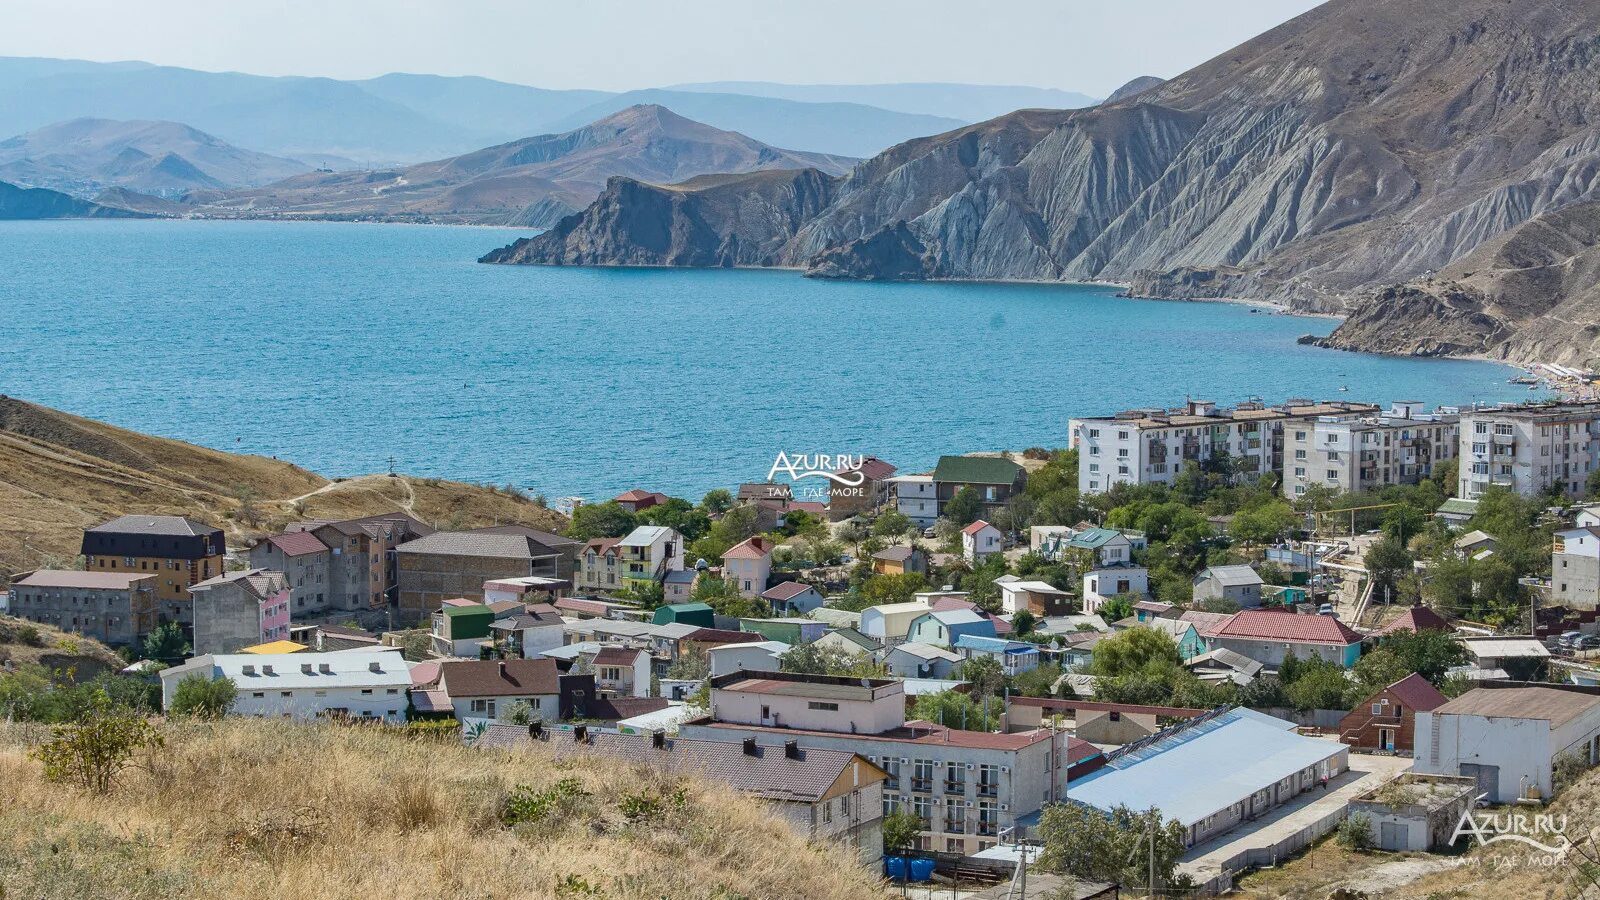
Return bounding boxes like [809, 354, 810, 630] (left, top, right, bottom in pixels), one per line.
[8, 393, 1600, 897]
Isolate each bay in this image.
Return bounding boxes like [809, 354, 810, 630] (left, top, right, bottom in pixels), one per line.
[0, 219, 1529, 501]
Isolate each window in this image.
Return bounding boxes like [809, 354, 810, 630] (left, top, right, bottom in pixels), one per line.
[807, 701, 840, 711]
[912, 758, 934, 791]
[822, 800, 833, 824]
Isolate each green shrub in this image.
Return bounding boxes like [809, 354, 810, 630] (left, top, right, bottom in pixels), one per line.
[169, 674, 237, 719]
[1336, 813, 1375, 852]
[29, 694, 163, 794]
[501, 777, 587, 827]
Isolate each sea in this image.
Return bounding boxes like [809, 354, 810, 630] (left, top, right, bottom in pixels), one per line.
[0, 219, 1531, 502]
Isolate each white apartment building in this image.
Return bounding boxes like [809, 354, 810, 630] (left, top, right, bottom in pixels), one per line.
[1458, 402, 1600, 499]
[1070, 399, 1378, 494]
[159, 649, 411, 722]
[1282, 402, 1459, 499]
[888, 474, 938, 527]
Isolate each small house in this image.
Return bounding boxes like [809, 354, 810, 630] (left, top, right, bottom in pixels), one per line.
[1193, 565, 1265, 608]
[651, 602, 717, 628]
[961, 520, 1004, 564]
[905, 608, 997, 649]
[1339, 673, 1448, 754]
[760, 581, 825, 616]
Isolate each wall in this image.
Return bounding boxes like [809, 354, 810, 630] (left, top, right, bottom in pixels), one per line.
[1415, 713, 1553, 802]
[712, 686, 904, 735]
[396, 551, 534, 619]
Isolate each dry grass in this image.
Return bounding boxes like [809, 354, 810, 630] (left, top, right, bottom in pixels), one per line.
[0, 718, 885, 900]
[0, 396, 566, 578]
[0, 614, 125, 677]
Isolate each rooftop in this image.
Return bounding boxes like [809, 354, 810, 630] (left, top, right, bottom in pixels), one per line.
[1204, 609, 1362, 645]
[760, 581, 816, 601]
[87, 514, 220, 537]
[438, 658, 561, 697]
[1373, 605, 1453, 636]
[691, 716, 1068, 752]
[12, 570, 155, 590]
[262, 531, 329, 558]
[1200, 564, 1264, 587]
[397, 530, 558, 560]
[933, 455, 1024, 486]
[1381, 673, 1450, 712]
[619, 525, 675, 547]
[722, 536, 775, 560]
[161, 649, 409, 689]
[1433, 686, 1600, 726]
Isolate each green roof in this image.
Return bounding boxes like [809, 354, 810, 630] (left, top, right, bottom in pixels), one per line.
[1437, 498, 1480, 515]
[651, 602, 715, 626]
[932, 455, 1024, 486]
[1067, 527, 1123, 549]
[443, 605, 494, 639]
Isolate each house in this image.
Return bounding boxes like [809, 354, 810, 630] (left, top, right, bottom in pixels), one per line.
[1059, 631, 1106, 671]
[813, 628, 880, 659]
[1434, 497, 1479, 528]
[708, 640, 790, 677]
[886, 473, 938, 527]
[859, 602, 933, 646]
[1131, 620, 1205, 661]
[616, 525, 685, 590]
[7, 570, 159, 647]
[884, 642, 962, 679]
[310, 623, 381, 652]
[435, 657, 562, 724]
[953, 634, 1040, 675]
[652, 602, 716, 628]
[1006, 697, 1207, 745]
[679, 670, 1086, 855]
[723, 537, 775, 598]
[395, 529, 568, 621]
[737, 482, 793, 504]
[932, 456, 1027, 519]
[592, 646, 652, 698]
[871, 545, 927, 576]
[997, 579, 1072, 616]
[1454, 529, 1499, 559]
[808, 606, 862, 629]
[477, 725, 888, 863]
[1069, 708, 1349, 848]
[189, 568, 291, 655]
[1348, 773, 1478, 852]
[613, 489, 669, 512]
[1554, 525, 1600, 610]
[962, 520, 1004, 564]
[828, 456, 897, 521]
[1461, 635, 1549, 681]
[929, 596, 1013, 637]
[760, 581, 825, 616]
[488, 604, 566, 658]
[1184, 648, 1264, 686]
[1081, 566, 1150, 614]
[285, 513, 432, 613]
[160, 649, 410, 722]
[1193, 565, 1265, 608]
[481, 575, 569, 607]
[1202, 609, 1364, 667]
[662, 569, 697, 603]
[575, 538, 623, 591]
[1415, 685, 1600, 802]
[1063, 528, 1135, 568]
[1279, 403, 1459, 499]
[248, 531, 332, 617]
[740, 618, 826, 646]
[1338, 673, 1449, 754]
[431, 603, 496, 657]
[1456, 402, 1600, 499]
[906, 609, 997, 649]
[81, 515, 226, 626]
[1372, 605, 1453, 637]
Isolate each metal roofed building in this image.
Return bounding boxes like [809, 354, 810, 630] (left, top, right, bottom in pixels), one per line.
[1068, 707, 1349, 847]
[159, 649, 411, 722]
[7, 569, 159, 646]
[1415, 684, 1600, 802]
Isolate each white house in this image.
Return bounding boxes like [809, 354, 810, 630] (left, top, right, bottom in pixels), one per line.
[436, 658, 561, 724]
[1193, 565, 1265, 608]
[593, 646, 653, 698]
[1554, 525, 1600, 610]
[723, 537, 775, 598]
[962, 520, 1003, 564]
[489, 604, 566, 658]
[708, 640, 790, 677]
[618, 525, 686, 588]
[160, 649, 411, 723]
[997, 580, 1073, 616]
[953, 635, 1040, 675]
[761, 581, 825, 616]
[884, 642, 962, 679]
[859, 602, 933, 646]
[888, 474, 938, 527]
[1082, 566, 1150, 614]
[1415, 686, 1600, 802]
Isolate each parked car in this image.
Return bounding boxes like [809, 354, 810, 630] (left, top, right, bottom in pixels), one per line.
[1579, 635, 1600, 651]
[1560, 630, 1585, 649]
[1317, 603, 1336, 616]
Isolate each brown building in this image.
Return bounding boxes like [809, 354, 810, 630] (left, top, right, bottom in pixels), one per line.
[1338, 673, 1448, 754]
[931, 456, 1026, 519]
[394, 528, 572, 622]
[8, 570, 158, 646]
[81, 515, 225, 626]
[828, 457, 897, 521]
[287, 512, 432, 612]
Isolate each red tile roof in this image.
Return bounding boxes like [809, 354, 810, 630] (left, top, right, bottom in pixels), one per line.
[723, 536, 774, 560]
[1384, 673, 1449, 711]
[266, 531, 329, 557]
[790, 501, 827, 516]
[592, 647, 643, 666]
[1374, 606, 1453, 636]
[1204, 609, 1364, 645]
[962, 520, 994, 536]
[682, 627, 763, 646]
[837, 457, 897, 481]
[583, 537, 621, 556]
[614, 489, 668, 505]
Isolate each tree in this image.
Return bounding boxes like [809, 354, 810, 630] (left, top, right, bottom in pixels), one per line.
[1011, 610, 1038, 638]
[957, 655, 1006, 699]
[1375, 628, 1468, 684]
[1285, 661, 1351, 711]
[29, 693, 163, 795]
[1349, 649, 1411, 699]
[882, 809, 922, 858]
[911, 690, 1005, 731]
[701, 488, 734, 516]
[779, 642, 884, 678]
[1229, 501, 1297, 547]
[142, 623, 190, 663]
[1037, 803, 1190, 892]
[666, 644, 711, 680]
[873, 511, 913, 542]
[944, 487, 982, 527]
[1337, 814, 1375, 851]
[169, 674, 237, 720]
[1364, 535, 1412, 595]
[1088, 627, 1182, 678]
[1011, 663, 1064, 698]
[565, 502, 638, 541]
[688, 504, 760, 563]
[501, 699, 536, 726]
[862, 573, 929, 606]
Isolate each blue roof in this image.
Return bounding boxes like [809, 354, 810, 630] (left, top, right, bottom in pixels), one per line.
[662, 570, 696, 584]
[1068, 527, 1122, 549]
[954, 634, 1036, 654]
[1068, 710, 1343, 828]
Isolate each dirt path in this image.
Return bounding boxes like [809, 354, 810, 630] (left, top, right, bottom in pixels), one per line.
[1334, 855, 1469, 893]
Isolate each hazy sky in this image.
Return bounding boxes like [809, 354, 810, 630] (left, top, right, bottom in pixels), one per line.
[2, 0, 1326, 96]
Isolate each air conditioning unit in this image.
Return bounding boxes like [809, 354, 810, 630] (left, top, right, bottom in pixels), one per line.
[1001, 766, 1009, 774]
[1000, 804, 1009, 812]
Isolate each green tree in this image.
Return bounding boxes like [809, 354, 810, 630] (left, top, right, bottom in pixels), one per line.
[564, 501, 638, 541]
[169, 674, 237, 720]
[501, 699, 536, 726]
[1011, 610, 1038, 637]
[862, 572, 930, 606]
[1364, 535, 1412, 595]
[1096, 594, 1135, 624]
[911, 689, 1005, 730]
[873, 511, 913, 542]
[29, 693, 163, 795]
[1011, 662, 1064, 698]
[944, 487, 982, 527]
[142, 622, 190, 663]
[882, 809, 923, 857]
[1374, 628, 1468, 684]
[1285, 659, 1351, 711]
[1037, 803, 1190, 893]
[957, 655, 1007, 699]
[700, 488, 734, 516]
[688, 504, 760, 563]
[1229, 501, 1298, 547]
[1088, 627, 1182, 678]
[666, 644, 711, 680]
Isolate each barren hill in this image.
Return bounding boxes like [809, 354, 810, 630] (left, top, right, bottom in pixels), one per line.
[0, 396, 566, 579]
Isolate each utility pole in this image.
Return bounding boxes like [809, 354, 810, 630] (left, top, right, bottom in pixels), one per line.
[1149, 815, 1157, 899]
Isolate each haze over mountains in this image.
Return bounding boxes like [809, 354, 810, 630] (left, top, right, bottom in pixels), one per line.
[485, 0, 1600, 366]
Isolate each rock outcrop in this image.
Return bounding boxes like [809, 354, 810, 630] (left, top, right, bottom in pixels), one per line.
[1103, 76, 1165, 104]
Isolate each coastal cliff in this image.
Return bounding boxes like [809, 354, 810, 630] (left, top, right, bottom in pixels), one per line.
[481, 0, 1600, 366]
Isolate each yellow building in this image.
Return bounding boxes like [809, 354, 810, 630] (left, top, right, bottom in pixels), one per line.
[81, 515, 227, 626]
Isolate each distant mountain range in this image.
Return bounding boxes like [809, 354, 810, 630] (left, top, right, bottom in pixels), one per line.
[0, 57, 1084, 162]
[0, 179, 150, 219]
[0, 118, 311, 198]
[483, 0, 1600, 366]
[178, 105, 857, 226]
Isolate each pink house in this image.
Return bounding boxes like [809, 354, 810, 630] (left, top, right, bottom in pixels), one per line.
[189, 568, 293, 655]
[723, 536, 775, 598]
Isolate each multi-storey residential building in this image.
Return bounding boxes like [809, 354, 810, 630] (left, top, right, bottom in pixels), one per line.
[288, 513, 431, 611]
[931, 456, 1027, 519]
[828, 457, 897, 521]
[1554, 522, 1600, 610]
[677, 671, 1097, 855]
[616, 525, 684, 591]
[1457, 401, 1600, 499]
[394, 528, 569, 621]
[886, 474, 937, 527]
[1070, 399, 1378, 494]
[189, 568, 291, 655]
[722, 536, 774, 598]
[247, 532, 331, 616]
[8, 570, 158, 646]
[575, 537, 622, 592]
[1281, 402, 1459, 499]
[81, 515, 226, 625]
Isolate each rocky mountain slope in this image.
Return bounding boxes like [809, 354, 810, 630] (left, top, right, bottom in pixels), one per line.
[1103, 76, 1165, 104]
[0, 118, 310, 197]
[187, 105, 855, 226]
[0, 179, 148, 219]
[486, 0, 1600, 365]
[0, 396, 565, 579]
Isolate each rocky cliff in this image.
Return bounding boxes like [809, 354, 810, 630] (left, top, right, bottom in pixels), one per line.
[483, 0, 1600, 366]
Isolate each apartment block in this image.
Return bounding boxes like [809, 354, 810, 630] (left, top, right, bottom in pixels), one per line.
[1281, 402, 1459, 499]
[81, 515, 226, 626]
[1458, 401, 1600, 499]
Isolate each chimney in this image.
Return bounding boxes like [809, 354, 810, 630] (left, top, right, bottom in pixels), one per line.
[784, 740, 800, 760]
[368, 661, 382, 673]
[574, 725, 588, 743]
[528, 721, 544, 739]
[742, 737, 758, 756]
[651, 731, 666, 749]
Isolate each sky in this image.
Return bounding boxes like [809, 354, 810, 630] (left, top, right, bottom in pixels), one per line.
[1, 0, 1327, 96]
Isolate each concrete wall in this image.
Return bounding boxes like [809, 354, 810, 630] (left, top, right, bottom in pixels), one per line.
[396, 552, 540, 619]
[1415, 712, 1557, 802]
[9, 582, 152, 646]
[712, 686, 904, 735]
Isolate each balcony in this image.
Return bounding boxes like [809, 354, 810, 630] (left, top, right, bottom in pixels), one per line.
[976, 783, 998, 798]
[911, 778, 933, 793]
[944, 781, 967, 795]
[977, 823, 998, 837]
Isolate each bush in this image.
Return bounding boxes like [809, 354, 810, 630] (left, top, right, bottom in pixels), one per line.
[502, 777, 587, 826]
[404, 718, 462, 738]
[169, 674, 237, 719]
[1336, 813, 1375, 852]
[29, 694, 163, 794]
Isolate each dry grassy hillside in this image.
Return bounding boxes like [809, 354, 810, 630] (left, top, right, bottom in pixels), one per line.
[0, 615, 124, 679]
[0, 396, 566, 579]
[0, 719, 884, 900]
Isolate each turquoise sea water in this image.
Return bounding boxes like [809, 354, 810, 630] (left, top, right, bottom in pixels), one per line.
[0, 219, 1528, 501]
